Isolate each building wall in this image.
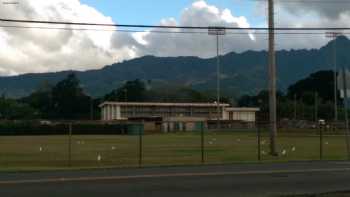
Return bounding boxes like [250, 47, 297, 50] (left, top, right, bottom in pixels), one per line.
[102, 105, 224, 121]
[100, 103, 258, 123]
[226, 111, 256, 122]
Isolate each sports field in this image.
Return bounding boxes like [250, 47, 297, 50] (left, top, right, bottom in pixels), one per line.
[0, 130, 348, 171]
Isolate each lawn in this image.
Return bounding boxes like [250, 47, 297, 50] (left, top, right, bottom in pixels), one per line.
[0, 129, 349, 171]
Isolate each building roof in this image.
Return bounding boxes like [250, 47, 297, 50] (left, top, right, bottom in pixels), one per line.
[99, 102, 230, 108]
[225, 107, 260, 112]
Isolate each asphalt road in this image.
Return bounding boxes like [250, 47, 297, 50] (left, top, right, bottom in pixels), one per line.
[1, 161, 350, 197]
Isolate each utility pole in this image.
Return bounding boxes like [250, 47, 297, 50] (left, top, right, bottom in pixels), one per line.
[326, 32, 342, 123]
[268, 0, 278, 156]
[209, 27, 226, 129]
[341, 67, 350, 160]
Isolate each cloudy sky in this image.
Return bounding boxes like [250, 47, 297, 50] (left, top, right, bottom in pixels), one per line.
[0, 0, 348, 76]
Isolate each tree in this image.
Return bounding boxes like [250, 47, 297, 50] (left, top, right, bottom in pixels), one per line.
[0, 97, 38, 120]
[21, 81, 54, 118]
[104, 79, 147, 102]
[238, 90, 284, 110]
[288, 70, 336, 103]
[51, 73, 90, 119]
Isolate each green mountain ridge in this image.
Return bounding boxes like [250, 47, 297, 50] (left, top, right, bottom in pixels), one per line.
[0, 36, 349, 98]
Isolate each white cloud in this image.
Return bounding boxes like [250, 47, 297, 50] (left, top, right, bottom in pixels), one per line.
[0, 0, 136, 75]
[2, 0, 348, 76]
[0, 0, 262, 76]
[134, 0, 260, 58]
[277, 1, 350, 20]
[268, 2, 350, 51]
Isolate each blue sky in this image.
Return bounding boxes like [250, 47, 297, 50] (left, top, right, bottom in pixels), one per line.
[80, 0, 264, 26]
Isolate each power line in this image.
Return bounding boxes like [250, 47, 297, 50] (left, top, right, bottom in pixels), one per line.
[3, 24, 350, 35]
[0, 25, 207, 34]
[4, 24, 350, 36]
[2, 18, 350, 31]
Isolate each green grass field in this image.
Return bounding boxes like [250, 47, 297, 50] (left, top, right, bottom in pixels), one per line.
[0, 129, 349, 171]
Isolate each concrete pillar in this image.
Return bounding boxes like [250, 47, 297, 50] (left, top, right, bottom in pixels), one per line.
[105, 106, 109, 121]
[162, 122, 168, 133]
[116, 106, 121, 120]
[108, 105, 112, 121]
[111, 105, 115, 120]
[110, 105, 113, 120]
[102, 107, 106, 121]
[113, 105, 117, 120]
[106, 105, 109, 121]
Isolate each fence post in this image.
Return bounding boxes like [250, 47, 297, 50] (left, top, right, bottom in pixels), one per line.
[138, 121, 143, 167]
[257, 122, 261, 161]
[201, 121, 205, 164]
[68, 123, 72, 167]
[319, 124, 323, 160]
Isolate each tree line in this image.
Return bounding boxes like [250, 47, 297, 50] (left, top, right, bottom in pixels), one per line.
[238, 70, 342, 121]
[0, 70, 341, 121]
[0, 73, 225, 120]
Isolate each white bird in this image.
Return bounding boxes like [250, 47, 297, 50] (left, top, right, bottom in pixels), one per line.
[111, 146, 116, 150]
[39, 147, 43, 152]
[97, 154, 102, 162]
[291, 147, 296, 152]
[325, 142, 329, 145]
[282, 149, 287, 156]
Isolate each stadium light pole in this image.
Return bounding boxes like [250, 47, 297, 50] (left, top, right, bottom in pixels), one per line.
[209, 27, 226, 129]
[326, 32, 342, 123]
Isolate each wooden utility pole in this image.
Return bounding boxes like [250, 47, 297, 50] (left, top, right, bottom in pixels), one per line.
[342, 67, 350, 160]
[268, 0, 278, 156]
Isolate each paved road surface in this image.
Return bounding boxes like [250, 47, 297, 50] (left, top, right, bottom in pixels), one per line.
[1, 161, 350, 197]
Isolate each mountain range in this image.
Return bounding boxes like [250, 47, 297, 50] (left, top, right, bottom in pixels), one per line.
[1, 36, 349, 98]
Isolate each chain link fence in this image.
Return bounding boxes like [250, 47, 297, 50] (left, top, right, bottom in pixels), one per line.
[0, 120, 349, 170]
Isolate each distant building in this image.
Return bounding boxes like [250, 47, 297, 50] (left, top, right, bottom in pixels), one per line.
[99, 102, 259, 124]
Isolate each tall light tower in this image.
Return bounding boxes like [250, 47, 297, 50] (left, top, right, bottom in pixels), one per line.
[268, 0, 278, 156]
[209, 27, 226, 129]
[326, 32, 342, 123]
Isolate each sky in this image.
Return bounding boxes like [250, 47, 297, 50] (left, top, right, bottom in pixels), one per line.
[79, 0, 264, 26]
[0, 0, 349, 76]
